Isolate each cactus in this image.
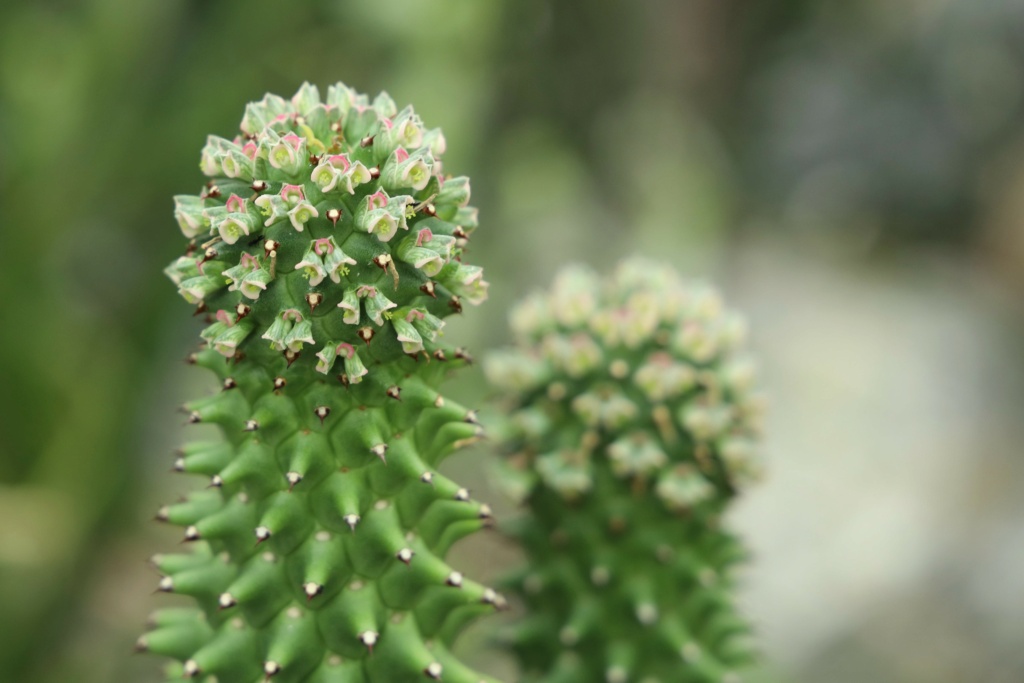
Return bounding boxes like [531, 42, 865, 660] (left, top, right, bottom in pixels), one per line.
[485, 259, 764, 683]
[142, 82, 504, 683]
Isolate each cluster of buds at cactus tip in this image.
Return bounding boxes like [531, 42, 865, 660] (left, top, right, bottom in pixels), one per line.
[486, 259, 764, 683]
[146, 82, 504, 683]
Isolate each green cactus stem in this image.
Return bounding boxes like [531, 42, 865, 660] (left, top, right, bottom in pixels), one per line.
[485, 259, 765, 683]
[143, 82, 504, 683]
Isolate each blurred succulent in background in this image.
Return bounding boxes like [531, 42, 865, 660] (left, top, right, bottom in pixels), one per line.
[142, 83, 504, 683]
[486, 259, 765, 683]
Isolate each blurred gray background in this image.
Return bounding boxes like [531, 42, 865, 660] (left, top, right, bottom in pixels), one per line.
[1, 1, 1023, 681]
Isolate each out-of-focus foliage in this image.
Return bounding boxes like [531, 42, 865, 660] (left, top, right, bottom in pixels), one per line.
[1, 0, 1023, 682]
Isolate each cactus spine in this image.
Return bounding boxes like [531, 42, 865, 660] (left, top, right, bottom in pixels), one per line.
[486, 260, 764, 683]
[144, 83, 503, 683]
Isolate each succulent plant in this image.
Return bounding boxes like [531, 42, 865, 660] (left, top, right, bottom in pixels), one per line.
[485, 259, 765, 683]
[142, 82, 504, 683]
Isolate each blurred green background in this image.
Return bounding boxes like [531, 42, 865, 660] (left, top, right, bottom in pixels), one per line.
[2, 1, 1024, 681]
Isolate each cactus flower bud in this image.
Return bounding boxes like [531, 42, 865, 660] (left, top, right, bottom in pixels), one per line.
[215, 212, 256, 245]
[211, 318, 254, 358]
[199, 136, 225, 176]
[380, 147, 433, 192]
[436, 176, 471, 208]
[397, 244, 443, 277]
[260, 309, 296, 351]
[314, 342, 340, 374]
[290, 81, 321, 114]
[237, 267, 272, 300]
[220, 148, 254, 180]
[164, 256, 201, 286]
[407, 308, 444, 342]
[337, 342, 368, 383]
[178, 275, 223, 304]
[294, 243, 328, 286]
[391, 316, 424, 354]
[174, 195, 209, 238]
[441, 263, 489, 305]
[251, 194, 280, 226]
[311, 157, 343, 192]
[356, 285, 396, 326]
[288, 201, 318, 232]
[265, 131, 307, 176]
[283, 317, 314, 351]
[320, 239, 356, 283]
[337, 288, 360, 325]
[422, 128, 446, 157]
[353, 189, 411, 242]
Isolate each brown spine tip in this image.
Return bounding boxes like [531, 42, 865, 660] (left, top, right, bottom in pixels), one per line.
[449, 296, 463, 313]
[197, 247, 218, 270]
[453, 226, 468, 240]
[244, 420, 260, 432]
[314, 405, 331, 424]
[251, 180, 268, 193]
[284, 349, 300, 367]
[326, 208, 342, 225]
[192, 302, 207, 316]
[273, 376, 287, 390]
[222, 377, 237, 391]
[454, 488, 470, 502]
[445, 571, 464, 588]
[358, 327, 374, 345]
[306, 292, 323, 313]
[369, 166, 381, 179]
[218, 592, 237, 609]
[386, 386, 401, 401]
[264, 661, 282, 679]
[420, 281, 436, 298]
[184, 525, 201, 541]
[254, 526, 271, 544]
[396, 548, 414, 565]
[235, 303, 251, 320]
[424, 662, 443, 679]
[344, 514, 360, 531]
[454, 347, 473, 363]
[420, 471, 434, 484]
[360, 135, 375, 147]
[303, 582, 323, 600]
[433, 349, 447, 361]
